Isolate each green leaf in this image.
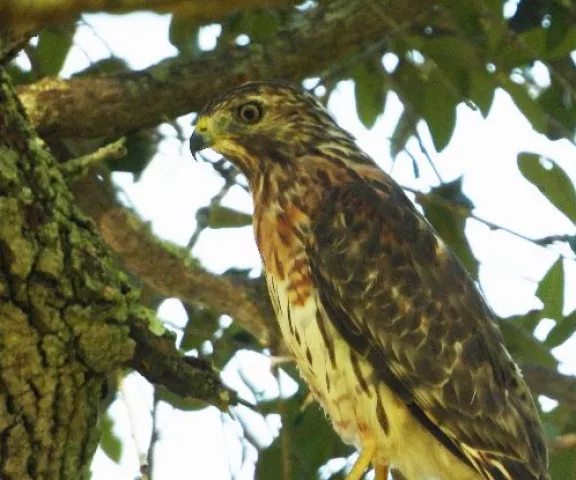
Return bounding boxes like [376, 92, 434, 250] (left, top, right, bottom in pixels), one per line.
[500, 315, 557, 368]
[352, 60, 386, 129]
[147, 314, 166, 336]
[390, 108, 418, 158]
[546, 4, 576, 58]
[393, 60, 425, 111]
[518, 152, 576, 223]
[545, 310, 576, 348]
[475, 0, 502, 18]
[197, 204, 252, 229]
[34, 24, 76, 76]
[569, 237, 576, 256]
[469, 70, 496, 117]
[538, 84, 576, 140]
[211, 322, 258, 369]
[420, 70, 458, 151]
[442, 1, 485, 40]
[169, 13, 202, 57]
[218, 9, 280, 45]
[419, 36, 478, 94]
[218, 11, 248, 45]
[497, 28, 546, 69]
[504, 81, 547, 133]
[419, 179, 478, 277]
[99, 414, 122, 464]
[548, 449, 575, 480]
[548, 27, 576, 59]
[256, 390, 350, 479]
[513, 308, 544, 334]
[248, 9, 281, 43]
[536, 259, 564, 321]
[109, 130, 158, 180]
[180, 306, 219, 352]
[421, 37, 479, 71]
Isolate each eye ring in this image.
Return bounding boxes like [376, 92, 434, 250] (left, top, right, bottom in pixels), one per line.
[237, 102, 263, 124]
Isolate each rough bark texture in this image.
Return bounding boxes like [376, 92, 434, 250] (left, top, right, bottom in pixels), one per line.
[0, 70, 136, 480]
[0, 69, 234, 479]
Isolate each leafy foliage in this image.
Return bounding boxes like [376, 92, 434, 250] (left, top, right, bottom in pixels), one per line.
[518, 152, 576, 223]
[34, 24, 76, 77]
[352, 59, 387, 129]
[99, 414, 122, 464]
[419, 178, 479, 278]
[7, 0, 576, 478]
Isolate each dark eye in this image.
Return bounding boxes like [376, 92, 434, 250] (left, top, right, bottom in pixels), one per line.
[237, 102, 263, 124]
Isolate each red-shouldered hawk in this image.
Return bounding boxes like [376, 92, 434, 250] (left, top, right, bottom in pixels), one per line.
[189, 80, 549, 480]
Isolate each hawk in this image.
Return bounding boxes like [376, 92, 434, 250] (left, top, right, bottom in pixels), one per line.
[189, 80, 549, 480]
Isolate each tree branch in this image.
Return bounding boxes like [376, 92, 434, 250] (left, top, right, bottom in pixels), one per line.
[0, 22, 39, 63]
[99, 207, 280, 348]
[127, 308, 235, 410]
[60, 137, 127, 179]
[548, 433, 576, 453]
[521, 363, 576, 406]
[0, 0, 289, 29]
[16, 0, 436, 139]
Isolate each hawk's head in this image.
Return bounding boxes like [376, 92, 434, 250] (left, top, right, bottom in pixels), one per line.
[190, 80, 364, 179]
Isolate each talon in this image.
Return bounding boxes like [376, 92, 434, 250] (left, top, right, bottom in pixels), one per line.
[345, 441, 376, 480]
[374, 464, 389, 480]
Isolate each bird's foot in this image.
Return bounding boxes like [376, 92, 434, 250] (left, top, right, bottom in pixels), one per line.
[345, 441, 376, 480]
[374, 464, 389, 480]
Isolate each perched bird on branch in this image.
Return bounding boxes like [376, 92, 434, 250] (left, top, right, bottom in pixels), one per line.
[189, 80, 549, 480]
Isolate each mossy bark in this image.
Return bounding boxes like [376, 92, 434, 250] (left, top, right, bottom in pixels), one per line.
[0, 69, 135, 479]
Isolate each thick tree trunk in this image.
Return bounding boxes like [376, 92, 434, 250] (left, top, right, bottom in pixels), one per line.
[0, 69, 135, 479]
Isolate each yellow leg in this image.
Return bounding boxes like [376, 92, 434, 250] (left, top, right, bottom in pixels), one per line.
[345, 443, 376, 480]
[374, 464, 389, 480]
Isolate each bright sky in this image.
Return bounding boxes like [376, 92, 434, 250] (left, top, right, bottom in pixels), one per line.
[33, 10, 576, 480]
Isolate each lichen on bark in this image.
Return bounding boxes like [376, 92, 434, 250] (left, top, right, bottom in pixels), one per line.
[0, 69, 136, 479]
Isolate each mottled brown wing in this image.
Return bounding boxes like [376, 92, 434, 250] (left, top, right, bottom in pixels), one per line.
[307, 180, 548, 480]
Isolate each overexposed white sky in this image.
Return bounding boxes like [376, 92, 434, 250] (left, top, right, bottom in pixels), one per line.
[22, 10, 576, 480]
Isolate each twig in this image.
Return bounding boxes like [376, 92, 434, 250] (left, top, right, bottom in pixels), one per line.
[80, 17, 115, 57]
[127, 309, 237, 411]
[118, 372, 149, 478]
[144, 389, 161, 480]
[403, 184, 576, 261]
[521, 363, 576, 406]
[59, 137, 126, 179]
[549, 433, 576, 453]
[275, 367, 292, 480]
[187, 158, 240, 249]
[415, 128, 443, 183]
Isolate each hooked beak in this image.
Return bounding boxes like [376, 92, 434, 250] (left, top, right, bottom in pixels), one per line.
[189, 116, 212, 161]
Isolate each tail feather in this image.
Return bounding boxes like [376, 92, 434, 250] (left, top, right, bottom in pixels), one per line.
[476, 451, 550, 480]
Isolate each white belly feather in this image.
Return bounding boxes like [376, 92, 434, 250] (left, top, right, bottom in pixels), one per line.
[268, 274, 480, 480]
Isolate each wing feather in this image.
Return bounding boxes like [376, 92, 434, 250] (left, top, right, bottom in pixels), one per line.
[307, 180, 548, 479]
